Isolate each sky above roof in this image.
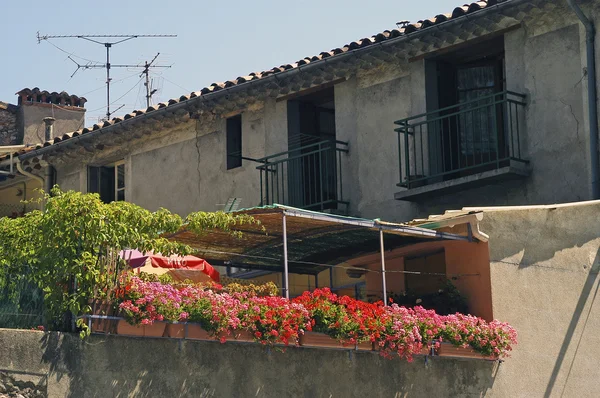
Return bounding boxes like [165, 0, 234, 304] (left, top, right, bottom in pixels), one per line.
[1, 0, 461, 125]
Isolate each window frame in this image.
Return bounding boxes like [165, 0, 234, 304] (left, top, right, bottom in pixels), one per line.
[114, 160, 125, 202]
[87, 160, 126, 203]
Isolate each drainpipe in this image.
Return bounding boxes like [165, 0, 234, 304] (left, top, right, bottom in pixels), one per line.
[16, 160, 44, 193]
[42, 117, 56, 194]
[567, 0, 600, 199]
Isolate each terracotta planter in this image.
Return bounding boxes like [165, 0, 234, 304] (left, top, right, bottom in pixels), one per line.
[228, 329, 255, 343]
[299, 331, 343, 349]
[419, 345, 435, 356]
[165, 323, 186, 339]
[372, 342, 432, 355]
[116, 320, 166, 337]
[187, 324, 214, 340]
[88, 299, 118, 334]
[355, 340, 374, 351]
[437, 342, 492, 360]
[165, 323, 214, 340]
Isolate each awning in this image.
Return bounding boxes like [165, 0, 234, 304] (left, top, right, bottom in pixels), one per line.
[119, 249, 220, 282]
[167, 205, 473, 276]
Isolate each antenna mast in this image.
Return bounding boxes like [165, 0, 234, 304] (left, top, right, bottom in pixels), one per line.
[141, 52, 165, 108]
[37, 33, 176, 119]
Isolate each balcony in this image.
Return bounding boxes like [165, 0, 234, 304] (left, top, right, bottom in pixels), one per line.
[256, 137, 349, 213]
[394, 91, 529, 201]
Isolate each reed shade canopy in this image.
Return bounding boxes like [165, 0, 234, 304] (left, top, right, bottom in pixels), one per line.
[166, 205, 472, 277]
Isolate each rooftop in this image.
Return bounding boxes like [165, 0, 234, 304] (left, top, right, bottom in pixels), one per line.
[3, 0, 537, 163]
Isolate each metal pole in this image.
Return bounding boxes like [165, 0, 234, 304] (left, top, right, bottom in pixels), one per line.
[379, 229, 388, 306]
[144, 61, 151, 108]
[282, 214, 290, 299]
[329, 266, 334, 288]
[105, 43, 111, 120]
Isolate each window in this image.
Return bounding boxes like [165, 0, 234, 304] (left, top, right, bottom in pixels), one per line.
[226, 115, 242, 170]
[88, 161, 125, 203]
[425, 36, 506, 179]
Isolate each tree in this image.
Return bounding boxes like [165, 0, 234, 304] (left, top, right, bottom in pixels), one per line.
[0, 187, 257, 333]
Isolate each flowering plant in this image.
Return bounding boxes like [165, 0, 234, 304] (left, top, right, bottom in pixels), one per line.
[239, 295, 311, 346]
[115, 280, 517, 359]
[439, 313, 518, 358]
[184, 289, 245, 336]
[118, 277, 189, 325]
[293, 288, 387, 345]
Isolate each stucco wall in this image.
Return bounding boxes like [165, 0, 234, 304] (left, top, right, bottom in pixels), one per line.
[0, 179, 42, 217]
[20, 104, 85, 146]
[478, 201, 600, 397]
[0, 328, 498, 398]
[126, 104, 275, 216]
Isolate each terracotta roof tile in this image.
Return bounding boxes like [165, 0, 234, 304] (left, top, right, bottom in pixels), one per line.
[4, 0, 511, 162]
[16, 87, 87, 107]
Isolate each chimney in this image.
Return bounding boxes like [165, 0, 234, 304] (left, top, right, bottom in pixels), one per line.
[43, 117, 55, 141]
[16, 88, 86, 145]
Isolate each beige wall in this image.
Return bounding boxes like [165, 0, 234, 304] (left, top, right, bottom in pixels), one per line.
[20, 103, 85, 146]
[477, 201, 600, 397]
[0, 179, 42, 217]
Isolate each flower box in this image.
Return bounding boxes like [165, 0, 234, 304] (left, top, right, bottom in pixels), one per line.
[355, 340, 374, 351]
[372, 342, 432, 356]
[227, 329, 254, 343]
[437, 342, 493, 360]
[88, 299, 118, 334]
[299, 331, 346, 349]
[164, 323, 213, 340]
[116, 320, 166, 337]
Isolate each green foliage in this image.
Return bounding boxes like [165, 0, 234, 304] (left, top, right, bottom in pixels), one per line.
[185, 211, 262, 238]
[222, 282, 279, 297]
[0, 187, 258, 332]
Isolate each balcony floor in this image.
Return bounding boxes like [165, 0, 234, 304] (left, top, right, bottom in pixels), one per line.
[395, 159, 530, 201]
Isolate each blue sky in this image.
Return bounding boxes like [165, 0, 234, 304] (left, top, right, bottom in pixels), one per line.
[1, 0, 461, 124]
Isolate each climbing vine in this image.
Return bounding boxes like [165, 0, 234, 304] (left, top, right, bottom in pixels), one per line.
[0, 187, 257, 332]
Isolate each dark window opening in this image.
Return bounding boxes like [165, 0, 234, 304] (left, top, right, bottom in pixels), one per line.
[426, 36, 507, 181]
[286, 87, 338, 210]
[88, 162, 125, 203]
[226, 115, 242, 170]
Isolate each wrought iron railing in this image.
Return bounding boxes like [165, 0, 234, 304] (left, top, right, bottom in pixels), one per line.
[394, 91, 527, 189]
[256, 138, 349, 212]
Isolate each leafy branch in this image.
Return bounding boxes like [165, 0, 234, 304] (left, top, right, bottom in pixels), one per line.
[0, 187, 258, 333]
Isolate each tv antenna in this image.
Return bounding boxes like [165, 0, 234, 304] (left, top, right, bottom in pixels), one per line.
[37, 33, 176, 119]
[140, 53, 166, 108]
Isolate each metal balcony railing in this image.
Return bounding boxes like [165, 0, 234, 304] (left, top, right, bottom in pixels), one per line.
[256, 137, 349, 212]
[394, 91, 527, 189]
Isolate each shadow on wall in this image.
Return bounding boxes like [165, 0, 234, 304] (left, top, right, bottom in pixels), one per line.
[32, 331, 501, 398]
[481, 205, 600, 268]
[543, 248, 600, 398]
